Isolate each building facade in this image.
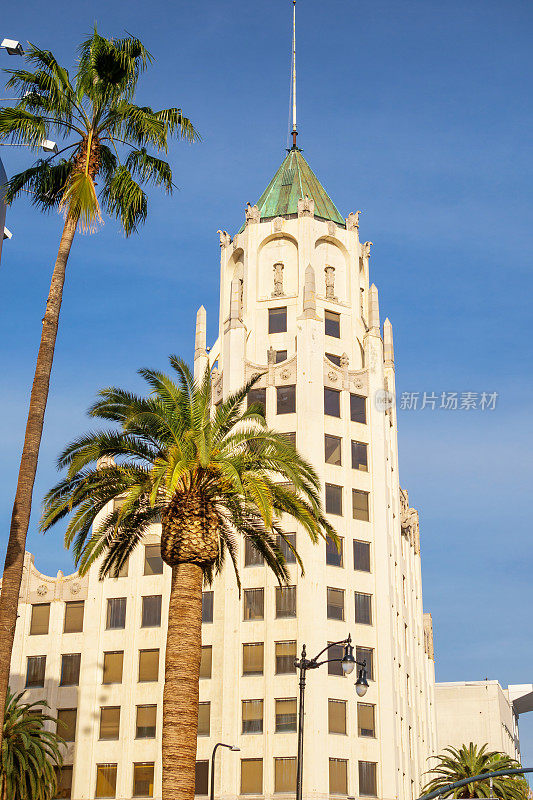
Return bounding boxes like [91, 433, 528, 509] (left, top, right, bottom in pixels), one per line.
[8, 146, 438, 800]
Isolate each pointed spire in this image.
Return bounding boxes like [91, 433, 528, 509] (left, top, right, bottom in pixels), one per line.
[384, 318, 395, 364]
[229, 277, 242, 322]
[194, 305, 207, 358]
[368, 284, 380, 331]
[301, 264, 318, 319]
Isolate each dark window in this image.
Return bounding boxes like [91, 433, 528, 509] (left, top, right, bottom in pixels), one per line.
[200, 646, 212, 678]
[324, 387, 341, 417]
[359, 761, 378, 796]
[358, 703, 376, 737]
[141, 595, 162, 628]
[106, 597, 126, 630]
[355, 592, 372, 625]
[329, 758, 348, 795]
[242, 699, 263, 734]
[325, 434, 342, 465]
[99, 707, 120, 740]
[327, 643, 344, 676]
[354, 540, 371, 572]
[103, 651, 123, 684]
[198, 702, 211, 736]
[96, 764, 117, 798]
[56, 766, 73, 799]
[327, 588, 344, 620]
[30, 603, 50, 635]
[195, 761, 209, 796]
[275, 350, 287, 363]
[136, 705, 157, 739]
[356, 646, 374, 681]
[247, 387, 266, 415]
[328, 699, 347, 734]
[276, 532, 296, 563]
[138, 649, 159, 682]
[60, 654, 81, 686]
[244, 588, 264, 620]
[326, 353, 342, 366]
[353, 489, 370, 521]
[325, 484, 343, 516]
[202, 591, 214, 623]
[275, 586, 296, 618]
[275, 698, 297, 732]
[350, 393, 366, 424]
[282, 432, 296, 447]
[57, 708, 77, 742]
[275, 641, 296, 674]
[277, 385, 296, 414]
[144, 544, 163, 575]
[133, 763, 154, 798]
[269, 307, 287, 334]
[326, 536, 343, 567]
[351, 440, 368, 471]
[245, 538, 264, 567]
[64, 601, 84, 633]
[325, 310, 341, 338]
[243, 643, 264, 675]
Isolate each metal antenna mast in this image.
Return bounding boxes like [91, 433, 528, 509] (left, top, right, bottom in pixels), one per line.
[291, 0, 298, 149]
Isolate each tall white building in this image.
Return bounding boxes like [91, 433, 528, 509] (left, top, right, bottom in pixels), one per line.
[8, 143, 438, 800]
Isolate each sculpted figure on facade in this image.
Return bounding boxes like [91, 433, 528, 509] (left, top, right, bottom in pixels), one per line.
[362, 240, 373, 259]
[324, 265, 336, 300]
[245, 202, 260, 223]
[340, 352, 349, 369]
[217, 229, 231, 248]
[297, 194, 314, 217]
[272, 262, 285, 297]
[400, 488, 420, 553]
[267, 346, 276, 365]
[346, 210, 362, 230]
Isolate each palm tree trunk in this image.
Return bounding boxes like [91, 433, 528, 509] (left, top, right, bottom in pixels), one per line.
[162, 561, 204, 800]
[0, 214, 78, 753]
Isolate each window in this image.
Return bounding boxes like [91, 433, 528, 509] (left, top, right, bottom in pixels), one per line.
[275, 641, 296, 674]
[325, 484, 343, 516]
[327, 643, 344, 676]
[329, 758, 348, 795]
[354, 540, 371, 572]
[247, 387, 266, 415]
[275, 698, 297, 732]
[244, 588, 264, 620]
[96, 764, 117, 798]
[141, 595, 162, 627]
[97, 706, 120, 741]
[30, 603, 50, 635]
[269, 306, 287, 334]
[136, 705, 156, 739]
[327, 588, 344, 621]
[277, 385, 296, 414]
[353, 489, 370, 521]
[106, 597, 126, 629]
[195, 761, 209, 796]
[276, 533, 296, 563]
[26, 655, 46, 687]
[56, 766, 73, 799]
[57, 708, 77, 742]
[275, 586, 296, 618]
[63, 601, 84, 633]
[325, 310, 341, 338]
[356, 647, 374, 681]
[133, 763, 154, 798]
[324, 387, 341, 417]
[274, 758, 296, 793]
[144, 544, 163, 575]
[112, 559, 129, 578]
[359, 761, 377, 796]
[282, 432, 296, 447]
[243, 643, 263, 675]
[355, 592, 372, 625]
[325, 434, 342, 466]
[275, 349, 287, 363]
[326, 536, 343, 567]
[198, 702, 210, 736]
[245, 539, 264, 567]
[326, 353, 342, 366]
[60, 653, 81, 686]
[200, 645, 212, 678]
[241, 759, 263, 795]
[139, 649, 159, 682]
[351, 441, 368, 471]
[350, 393, 366, 424]
[242, 699, 263, 734]
[202, 591, 214, 623]
[358, 703, 376, 737]
[103, 651, 123, 684]
[328, 699, 347, 734]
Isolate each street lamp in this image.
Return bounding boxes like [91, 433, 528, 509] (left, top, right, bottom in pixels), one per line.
[0, 141, 58, 153]
[1, 39, 24, 56]
[210, 741, 240, 800]
[294, 635, 370, 800]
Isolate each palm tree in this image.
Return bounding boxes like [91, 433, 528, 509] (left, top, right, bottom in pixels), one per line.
[422, 743, 528, 800]
[1, 689, 64, 800]
[0, 29, 199, 747]
[40, 356, 336, 800]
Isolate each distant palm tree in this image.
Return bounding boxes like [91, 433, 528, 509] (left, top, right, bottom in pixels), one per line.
[422, 743, 527, 800]
[40, 357, 336, 800]
[1, 689, 64, 800]
[0, 29, 199, 748]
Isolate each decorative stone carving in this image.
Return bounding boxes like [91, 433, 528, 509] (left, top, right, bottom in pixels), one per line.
[340, 353, 349, 369]
[245, 202, 260, 223]
[328, 370, 338, 382]
[362, 241, 373, 259]
[346, 210, 362, 231]
[327, 220, 336, 236]
[400, 488, 420, 554]
[267, 347, 276, 365]
[70, 581, 81, 595]
[280, 368, 291, 381]
[297, 194, 314, 217]
[273, 216, 284, 232]
[37, 584, 48, 597]
[217, 229, 231, 248]
[272, 262, 284, 297]
[324, 265, 336, 300]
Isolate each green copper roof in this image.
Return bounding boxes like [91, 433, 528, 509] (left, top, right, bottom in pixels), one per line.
[253, 148, 345, 226]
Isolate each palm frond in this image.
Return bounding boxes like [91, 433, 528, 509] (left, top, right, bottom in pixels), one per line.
[3, 159, 73, 209]
[0, 106, 47, 148]
[100, 165, 147, 235]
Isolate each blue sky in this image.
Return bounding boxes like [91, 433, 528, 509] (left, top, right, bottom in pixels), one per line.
[1, 0, 532, 767]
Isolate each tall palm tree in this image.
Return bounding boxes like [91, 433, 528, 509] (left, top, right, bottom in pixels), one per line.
[1, 689, 64, 800]
[422, 744, 527, 800]
[40, 356, 336, 800]
[0, 30, 199, 747]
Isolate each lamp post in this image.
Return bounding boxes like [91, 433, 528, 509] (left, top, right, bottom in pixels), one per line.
[294, 634, 369, 800]
[210, 742, 240, 800]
